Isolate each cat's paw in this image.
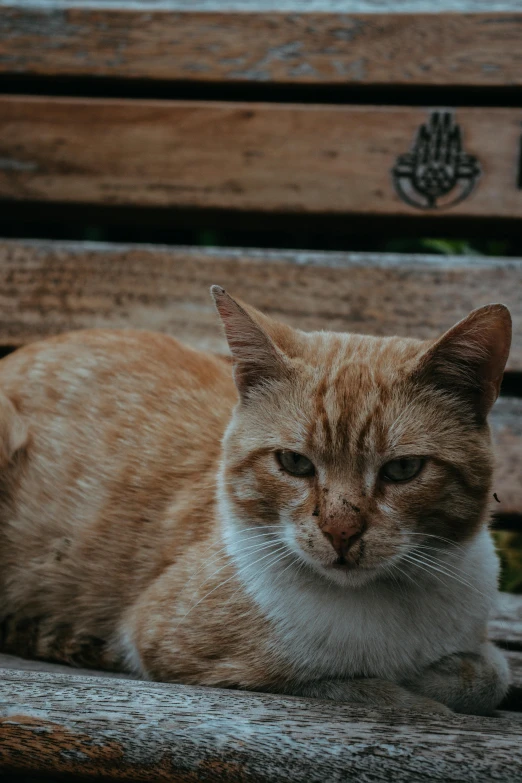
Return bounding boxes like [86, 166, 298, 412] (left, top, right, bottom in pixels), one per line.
[404, 644, 510, 716]
[387, 687, 452, 715]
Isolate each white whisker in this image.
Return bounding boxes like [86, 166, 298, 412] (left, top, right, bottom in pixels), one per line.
[387, 560, 423, 591]
[221, 547, 296, 607]
[195, 538, 285, 595]
[180, 527, 282, 589]
[407, 547, 481, 587]
[406, 532, 467, 552]
[401, 552, 487, 599]
[173, 543, 289, 630]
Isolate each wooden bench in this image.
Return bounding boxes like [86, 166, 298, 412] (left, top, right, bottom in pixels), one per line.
[1, 2, 522, 780]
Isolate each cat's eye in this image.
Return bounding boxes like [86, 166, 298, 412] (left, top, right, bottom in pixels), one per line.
[381, 457, 424, 483]
[277, 450, 315, 477]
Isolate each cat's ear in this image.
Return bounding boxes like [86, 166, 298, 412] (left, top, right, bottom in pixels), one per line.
[414, 304, 511, 418]
[210, 286, 291, 398]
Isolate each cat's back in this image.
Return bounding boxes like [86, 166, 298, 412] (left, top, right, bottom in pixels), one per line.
[0, 330, 237, 643]
[0, 329, 236, 459]
[0, 328, 234, 418]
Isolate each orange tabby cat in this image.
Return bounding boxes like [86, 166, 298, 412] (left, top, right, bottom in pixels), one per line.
[0, 287, 511, 714]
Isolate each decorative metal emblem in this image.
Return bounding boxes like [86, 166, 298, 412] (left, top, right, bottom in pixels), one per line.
[392, 111, 481, 210]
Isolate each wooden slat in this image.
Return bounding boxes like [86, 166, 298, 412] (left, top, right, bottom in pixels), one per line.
[1, 1, 519, 13]
[1, 668, 522, 782]
[1, 240, 521, 364]
[0, 239, 521, 514]
[0, 97, 521, 217]
[1, 4, 522, 87]
[0, 652, 137, 679]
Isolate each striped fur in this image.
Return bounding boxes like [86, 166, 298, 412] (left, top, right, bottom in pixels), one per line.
[0, 290, 512, 714]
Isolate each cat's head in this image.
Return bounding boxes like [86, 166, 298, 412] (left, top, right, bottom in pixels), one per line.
[212, 286, 511, 588]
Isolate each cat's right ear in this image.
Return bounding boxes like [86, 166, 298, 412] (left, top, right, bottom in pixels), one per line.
[413, 303, 512, 419]
[210, 286, 290, 398]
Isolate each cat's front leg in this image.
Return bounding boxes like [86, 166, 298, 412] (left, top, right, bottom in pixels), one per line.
[403, 642, 510, 715]
[284, 677, 451, 713]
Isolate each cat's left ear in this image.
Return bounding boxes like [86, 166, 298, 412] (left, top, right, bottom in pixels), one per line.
[211, 286, 292, 399]
[414, 304, 512, 419]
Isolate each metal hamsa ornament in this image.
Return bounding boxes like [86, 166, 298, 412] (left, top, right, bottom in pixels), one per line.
[392, 111, 481, 210]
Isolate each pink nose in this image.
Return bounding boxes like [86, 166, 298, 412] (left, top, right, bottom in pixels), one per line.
[322, 524, 362, 558]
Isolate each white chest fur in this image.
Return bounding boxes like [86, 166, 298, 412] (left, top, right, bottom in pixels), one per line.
[223, 513, 499, 684]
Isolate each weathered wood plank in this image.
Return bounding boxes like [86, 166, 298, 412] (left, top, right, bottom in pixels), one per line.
[0, 240, 521, 514]
[0, 240, 520, 364]
[1, 668, 522, 782]
[0, 652, 137, 679]
[1, 2, 519, 13]
[1, 6, 521, 86]
[0, 97, 521, 217]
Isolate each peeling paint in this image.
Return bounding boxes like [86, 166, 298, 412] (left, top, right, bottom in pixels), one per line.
[332, 57, 367, 80]
[0, 2, 518, 10]
[231, 41, 305, 81]
[289, 63, 320, 78]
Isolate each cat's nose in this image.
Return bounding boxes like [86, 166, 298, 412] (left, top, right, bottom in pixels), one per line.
[322, 524, 362, 557]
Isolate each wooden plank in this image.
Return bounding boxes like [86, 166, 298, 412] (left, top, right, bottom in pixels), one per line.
[0, 97, 521, 217]
[0, 240, 521, 365]
[1, 2, 519, 12]
[0, 652, 137, 679]
[1, 6, 522, 87]
[0, 239, 521, 513]
[1, 669, 522, 782]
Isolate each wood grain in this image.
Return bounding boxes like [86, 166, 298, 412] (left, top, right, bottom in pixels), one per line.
[0, 97, 521, 217]
[1, 6, 521, 86]
[0, 239, 520, 513]
[2, 668, 522, 782]
[0, 240, 520, 364]
[1, 2, 520, 13]
[0, 651, 137, 679]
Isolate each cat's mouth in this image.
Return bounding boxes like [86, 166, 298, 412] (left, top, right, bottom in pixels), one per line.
[330, 555, 367, 570]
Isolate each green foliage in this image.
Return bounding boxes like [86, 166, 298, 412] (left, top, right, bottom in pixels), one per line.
[197, 229, 220, 247]
[381, 237, 512, 256]
[493, 531, 522, 594]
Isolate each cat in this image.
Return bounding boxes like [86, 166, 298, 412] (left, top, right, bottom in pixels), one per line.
[0, 286, 512, 715]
